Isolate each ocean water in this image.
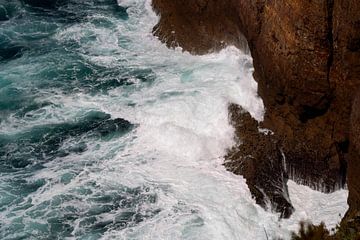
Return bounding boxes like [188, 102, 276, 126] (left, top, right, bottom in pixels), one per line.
[0, 0, 348, 239]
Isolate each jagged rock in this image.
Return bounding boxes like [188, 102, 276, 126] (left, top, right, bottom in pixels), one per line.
[225, 104, 294, 218]
[151, 0, 360, 219]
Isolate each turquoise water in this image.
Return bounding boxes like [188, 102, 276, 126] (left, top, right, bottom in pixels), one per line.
[1, 1, 344, 239]
[0, 1, 155, 239]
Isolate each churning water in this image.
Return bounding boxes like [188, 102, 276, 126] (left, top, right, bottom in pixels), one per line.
[0, 0, 348, 239]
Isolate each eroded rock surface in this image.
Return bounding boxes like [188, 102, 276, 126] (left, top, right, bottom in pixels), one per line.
[152, 0, 360, 219]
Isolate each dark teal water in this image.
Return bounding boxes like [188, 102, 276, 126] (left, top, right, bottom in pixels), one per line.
[0, 1, 162, 239]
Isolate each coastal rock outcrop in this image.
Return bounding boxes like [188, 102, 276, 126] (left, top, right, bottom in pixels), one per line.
[151, 0, 360, 220]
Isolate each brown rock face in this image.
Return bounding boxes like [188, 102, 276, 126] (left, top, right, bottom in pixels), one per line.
[152, 0, 360, 218]
[152, 0, 247, 54]
[348, 91, 360, 219]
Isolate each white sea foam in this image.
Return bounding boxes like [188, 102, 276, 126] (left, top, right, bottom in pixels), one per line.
[1, 0, 348, 239]
[116, 0, 138, 8]
[73, 1, 346, 239]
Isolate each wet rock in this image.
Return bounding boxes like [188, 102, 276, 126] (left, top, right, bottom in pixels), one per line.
[225, 104, 294, 218]
[152, 0, 249, 54]
[151, 0, 360, 218]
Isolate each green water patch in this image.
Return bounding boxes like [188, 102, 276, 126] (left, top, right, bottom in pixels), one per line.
[20, 0, 128, 22]
[0, 44, 156, 103]
[28, 55, 156, 94]
[0, 84, 51, 123]
[0, 1, 22, 21]
[0, 0, 128, 57]
[0, 183, 160, 240]
[89, 67, 157, 94]
[0, 0, 135, 101]
[0, 87, 29, 112]
[0, 111, 134, 169]
[13, 101, 53, 118]
[0, 178, 46, 210]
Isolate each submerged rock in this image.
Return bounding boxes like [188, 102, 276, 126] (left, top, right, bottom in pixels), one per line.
[151, 0, 360, 220]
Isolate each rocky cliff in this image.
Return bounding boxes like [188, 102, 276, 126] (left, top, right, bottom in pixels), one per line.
[151, 0, 360, 221]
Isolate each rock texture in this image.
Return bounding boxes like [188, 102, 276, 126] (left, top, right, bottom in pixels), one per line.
[225, 104, 294, 218]
[151, 0, 360, 220]
[348, 91, 360, 220]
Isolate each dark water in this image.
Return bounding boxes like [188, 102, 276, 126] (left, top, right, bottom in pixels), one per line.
[0, 1, 162, 239]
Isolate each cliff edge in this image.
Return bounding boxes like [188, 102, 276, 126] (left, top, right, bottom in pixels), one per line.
[151, 0, 360, 221]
